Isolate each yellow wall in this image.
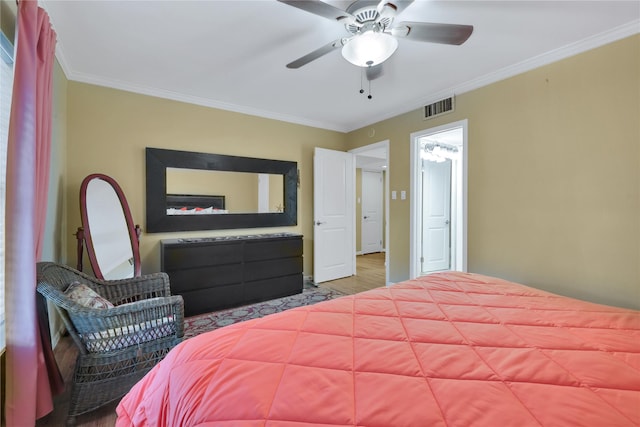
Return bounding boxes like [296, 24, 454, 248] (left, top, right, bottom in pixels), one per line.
[65, 82, 347, 275]
[347, 35, 640, 309]
[62, 35, 639, 309]
[0, 0, 15, 41]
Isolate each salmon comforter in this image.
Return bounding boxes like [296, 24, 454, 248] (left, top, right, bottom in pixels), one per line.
[116, 272, 640, 426]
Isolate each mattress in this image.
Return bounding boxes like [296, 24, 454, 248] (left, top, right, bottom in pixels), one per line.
[116, 272, 640, 426]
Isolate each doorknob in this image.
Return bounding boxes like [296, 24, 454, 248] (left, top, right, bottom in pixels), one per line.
[315, 221, 325, 226]
[363, 216, 369, 219]
[445, 220, 450, 225]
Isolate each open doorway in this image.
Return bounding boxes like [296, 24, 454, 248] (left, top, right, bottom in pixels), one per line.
[351, 141, 389, 287]
[312, 142, 389, 294]
[410, 120, 467, 279]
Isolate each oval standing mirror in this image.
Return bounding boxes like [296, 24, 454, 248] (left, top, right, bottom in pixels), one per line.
[79, 174, 141, 280]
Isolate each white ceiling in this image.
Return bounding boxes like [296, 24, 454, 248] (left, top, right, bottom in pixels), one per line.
[42, 0, 639, 133]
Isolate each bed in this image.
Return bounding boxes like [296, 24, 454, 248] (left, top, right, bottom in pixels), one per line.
[165, 194, 228, 215]
[116, 272, 640, 426]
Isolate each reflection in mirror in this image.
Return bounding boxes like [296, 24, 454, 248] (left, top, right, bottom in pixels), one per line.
[166, 168, 284, 214]
[79, 174, 141, 280]
[146, 148, 298, 232]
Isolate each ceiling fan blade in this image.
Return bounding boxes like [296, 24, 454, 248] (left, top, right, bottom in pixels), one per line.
[286, 38, 346, 69]
[365, 64, 384, 81]
[278, 0, 355, 24]
[392, 22, 474, 45]
[377, 0, 414, 18]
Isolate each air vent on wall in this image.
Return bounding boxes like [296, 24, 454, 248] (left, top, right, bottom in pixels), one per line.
[423, 96, 455, 120]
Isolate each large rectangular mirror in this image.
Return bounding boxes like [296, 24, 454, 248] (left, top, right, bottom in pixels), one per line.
[146, 148, 297, 232]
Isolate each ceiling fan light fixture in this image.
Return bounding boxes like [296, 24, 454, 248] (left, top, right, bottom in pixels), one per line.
[341, 31, 398, 67]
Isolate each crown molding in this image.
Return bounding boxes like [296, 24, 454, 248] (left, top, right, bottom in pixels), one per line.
[52, 17, 638, 134]
[61, 69, 348, 132]
[346, 19, 640, 132]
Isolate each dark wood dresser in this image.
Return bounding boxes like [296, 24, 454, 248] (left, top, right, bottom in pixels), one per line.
[161, 233, 303, 316]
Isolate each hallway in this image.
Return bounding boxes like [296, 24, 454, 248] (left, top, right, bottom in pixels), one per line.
[320, 252, 386, 295]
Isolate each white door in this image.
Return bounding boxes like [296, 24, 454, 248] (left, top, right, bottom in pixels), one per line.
[421, 159, 451, 273]
[314, 148, 355, 283]
[361, 170, 383, 254]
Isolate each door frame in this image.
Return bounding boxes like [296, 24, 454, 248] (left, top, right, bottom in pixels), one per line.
[350, 140, 390, 286]
[409, 120, 468, 279]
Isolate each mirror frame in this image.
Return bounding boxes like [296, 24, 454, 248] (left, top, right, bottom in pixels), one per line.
[79, 173, 142, 279]
[146, 147, 298, 232]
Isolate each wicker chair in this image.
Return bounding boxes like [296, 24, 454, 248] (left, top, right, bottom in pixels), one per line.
[36, 262, 185, 425]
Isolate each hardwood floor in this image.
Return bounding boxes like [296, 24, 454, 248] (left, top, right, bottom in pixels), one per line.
[36, 337, 119, 427]
[36, 252, 386, 426]
[319, 251, 386, 295]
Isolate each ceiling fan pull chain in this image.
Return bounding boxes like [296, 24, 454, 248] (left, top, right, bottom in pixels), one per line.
[360, 68, 365, 94]
[368, 79, 372, 99]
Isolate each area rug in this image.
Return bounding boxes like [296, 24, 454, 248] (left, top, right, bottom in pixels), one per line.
[184, 286, 345, 338]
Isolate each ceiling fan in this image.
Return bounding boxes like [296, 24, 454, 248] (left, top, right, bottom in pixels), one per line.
[278, 0, 474, 72]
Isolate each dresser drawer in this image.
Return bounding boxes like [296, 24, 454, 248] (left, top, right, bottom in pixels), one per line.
[244, 238, 303, 262]
[243, 274, 303, 304]
[161, 234, 303, 316]
[180, 285, 245, 316]
[162, 241, 243, 270]
[244, 257, 303, 282]
[167, 264, 242, 293]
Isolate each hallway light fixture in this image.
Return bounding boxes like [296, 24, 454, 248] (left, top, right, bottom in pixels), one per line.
[421, 142, 459, 163]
